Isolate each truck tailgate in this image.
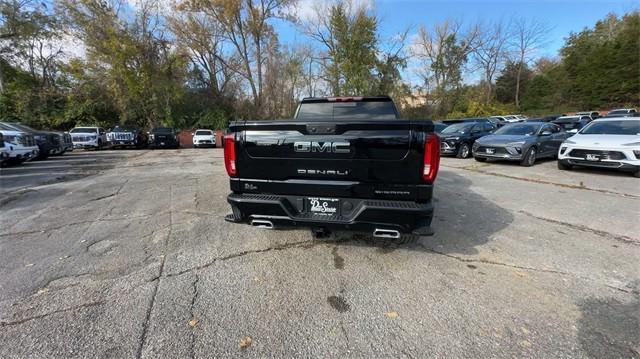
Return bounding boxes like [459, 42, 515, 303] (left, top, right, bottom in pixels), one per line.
[229, 120, 433, 201]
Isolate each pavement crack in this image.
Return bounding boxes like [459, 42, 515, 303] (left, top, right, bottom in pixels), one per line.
[443, 164, 640, 199]
[189, 274, 200, 359]
[0, 301, 106, 328]
[339, 321, 351, 350]
[419, 244, 635, 294]
[0, 215, 154, 238]
[165, 239, 318, 278]
[519, 210, 639, 245]
[418, 244, 571, 275]
[136, 184, 173, 359]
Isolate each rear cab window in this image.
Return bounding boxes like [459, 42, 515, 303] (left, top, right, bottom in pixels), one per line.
[295, 98, 399, 121]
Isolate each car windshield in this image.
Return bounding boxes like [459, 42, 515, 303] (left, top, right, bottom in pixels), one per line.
[195, 130, 212, 136]
[441, 123, 474, 134]
[494, 123, 541, 136]
[579, 120, 640, 135]
[71, 127, 97, 133]
[112, 126, 135, 132]
[153, 128, 175, 134]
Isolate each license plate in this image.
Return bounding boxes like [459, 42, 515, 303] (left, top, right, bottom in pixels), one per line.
[306, 197, 340, 216]
[485, 148, 495, 154]
[586, 154, 600, 161]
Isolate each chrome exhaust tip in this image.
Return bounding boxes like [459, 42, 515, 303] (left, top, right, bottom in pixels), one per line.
[373, 228, 401, 239]
[250, 219, 274, 229]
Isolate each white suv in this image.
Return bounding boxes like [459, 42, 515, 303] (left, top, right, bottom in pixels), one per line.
[192, 129, 216, 148]
[558, 118, 640, 177]
[70, 126, 108, 150]
[0, 130, 39, 163]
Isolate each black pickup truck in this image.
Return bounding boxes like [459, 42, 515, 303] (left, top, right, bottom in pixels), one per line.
[223, 96, 440, 238]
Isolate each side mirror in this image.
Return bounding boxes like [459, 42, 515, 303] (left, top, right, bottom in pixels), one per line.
[540, 130, 552, 136]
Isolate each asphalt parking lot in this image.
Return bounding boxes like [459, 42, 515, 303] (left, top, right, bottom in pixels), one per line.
[1, 149, 638, 358]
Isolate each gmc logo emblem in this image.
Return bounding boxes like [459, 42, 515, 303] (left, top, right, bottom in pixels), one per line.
[293, 141, 350, 154]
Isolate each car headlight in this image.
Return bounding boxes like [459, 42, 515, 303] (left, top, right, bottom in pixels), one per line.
[506, 141, 526, 147]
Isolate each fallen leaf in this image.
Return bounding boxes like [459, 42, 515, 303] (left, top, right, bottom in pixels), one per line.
[36, 288, 49, 295]
[521, 327, 530, 335]
[239, 336, 252, 348]
[385, 311, 399, 319]
[25, 263, 34, 267]
[515, 271, 527, 278]
[188, 318, 199, 327]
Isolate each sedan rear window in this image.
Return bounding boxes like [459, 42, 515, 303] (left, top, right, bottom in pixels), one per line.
[579, 120, 640, 135]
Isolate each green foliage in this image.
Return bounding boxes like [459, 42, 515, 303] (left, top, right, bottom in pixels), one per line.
[560, 12, 640, 108]
[446, 100, 516, 119]
[328, 2, 379, 96]
[495, 61, 532, 104]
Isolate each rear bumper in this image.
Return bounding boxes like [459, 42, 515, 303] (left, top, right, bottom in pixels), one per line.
[226, 193, 434, 235]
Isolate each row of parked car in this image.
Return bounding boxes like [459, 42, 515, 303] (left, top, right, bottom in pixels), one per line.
[436, 108, 640, 177]
[0, 122, 74, 165]
[68, 126, 217, 150]
[0, 122, 219, 167]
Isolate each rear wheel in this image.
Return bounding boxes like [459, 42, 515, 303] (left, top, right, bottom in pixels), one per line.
[520, 147, 537, 167]
[456, 143, 471, 158]
[633, 168, 640, 178]
[96, 140, 103, 150]
[557, 160, 572, 171]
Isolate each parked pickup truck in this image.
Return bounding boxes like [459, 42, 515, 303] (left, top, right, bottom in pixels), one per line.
[223, 96, 440, 238]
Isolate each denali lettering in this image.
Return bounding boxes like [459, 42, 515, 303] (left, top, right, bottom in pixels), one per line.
[294, 141, 350, 153]
[297, 169, 349, 176]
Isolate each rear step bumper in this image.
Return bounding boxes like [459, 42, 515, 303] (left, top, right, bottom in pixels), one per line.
[226, 193, 434, 235]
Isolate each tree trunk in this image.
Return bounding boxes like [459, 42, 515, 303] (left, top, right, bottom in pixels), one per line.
[515, 57, 523, 108]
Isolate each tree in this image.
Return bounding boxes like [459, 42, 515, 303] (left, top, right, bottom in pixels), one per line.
[413, 19, 480, 115]
[473, 20, 508, 103]
[181, 0, 295, 116]
[508, 17, 549, 108]
[561, 12, 640, 108]
[495, 60, 532, 104]
[60, 0, 187, 127]
[302, 0, 380, 96]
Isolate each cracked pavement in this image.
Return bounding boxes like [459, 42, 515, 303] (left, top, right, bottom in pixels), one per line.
[0, 149, 638, 358]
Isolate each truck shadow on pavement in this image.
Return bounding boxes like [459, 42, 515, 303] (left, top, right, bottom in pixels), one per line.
[577, 295, 640, 358]
[330, 170, 514, 256]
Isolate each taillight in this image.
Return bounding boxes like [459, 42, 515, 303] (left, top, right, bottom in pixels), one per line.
[422, 134, 440, 183]
[224, 134, 237, 177]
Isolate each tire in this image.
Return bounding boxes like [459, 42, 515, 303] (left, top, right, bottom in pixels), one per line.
[474, 156, 487, 162]
[96, 140, 103, 150]
[520, 147, 537, 167]
[456, 143, 471, 158]
[633, 168, 640, 178]
[557, 160, 572, 171]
